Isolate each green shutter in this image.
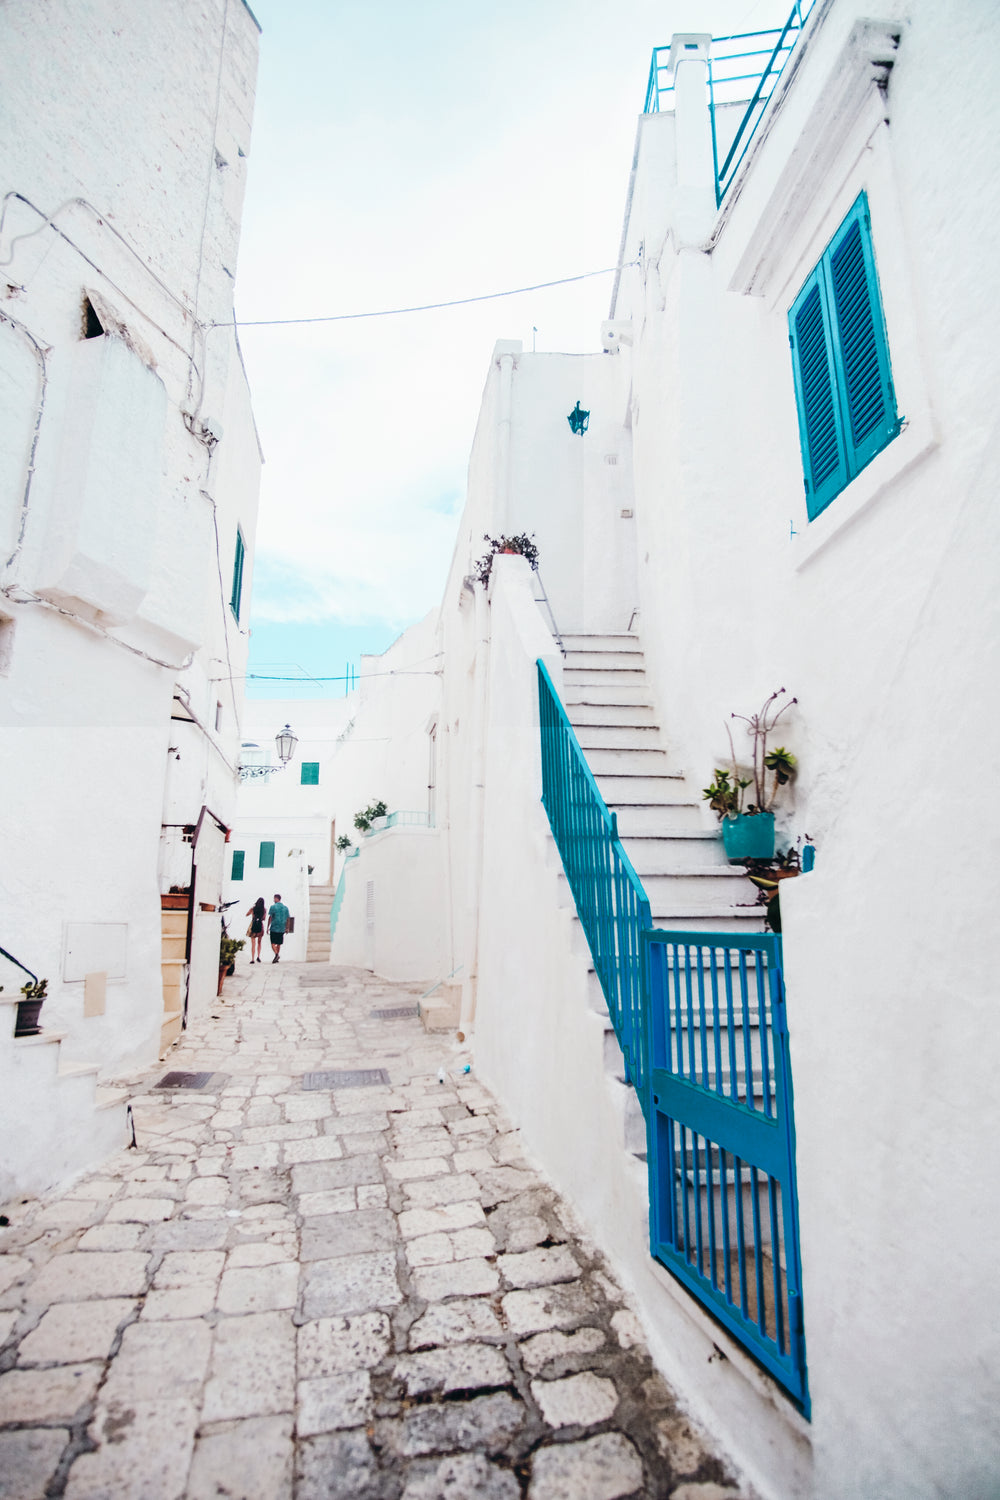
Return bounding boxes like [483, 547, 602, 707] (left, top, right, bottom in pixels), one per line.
[789, 193, 898, 521]
[259, 841, 275, 869]
[231, 849, 245, 881]
[300, 762, 320, 785]
[230, 529, 245, 621]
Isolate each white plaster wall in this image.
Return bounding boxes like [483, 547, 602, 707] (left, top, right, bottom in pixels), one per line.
[601, 4, 1000, 1493]
[332, 828, 448, 984]
[471, 563, 813, 1495]
[0, 0, 261, 1172]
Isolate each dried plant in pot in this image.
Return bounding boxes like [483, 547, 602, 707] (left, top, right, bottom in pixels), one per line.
[703, 689, 798, 863]
[14, 977, 48, 1037]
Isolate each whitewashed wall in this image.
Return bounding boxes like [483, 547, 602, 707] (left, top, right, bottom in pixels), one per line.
[601, 4, 1000, 1496]
[0, 0, 262, 1193]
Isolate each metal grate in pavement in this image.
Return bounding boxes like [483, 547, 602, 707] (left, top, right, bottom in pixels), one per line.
[155, 1071, 221, 1090]
[370, 1006, 419, 1020]
[302, 1068, 390, 1091]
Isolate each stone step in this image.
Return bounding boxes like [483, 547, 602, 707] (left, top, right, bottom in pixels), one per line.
[564, 651, 646, 673]
[574, 723, 663, 750]
[610, 803, 705, 834]
[596, 773, 693, 803]
[584, 746, 681, 777]
[563, 685, 654, 708]
[560, 633, 641, 654]
[160, 909, 188, 937]
[564, 667, 647, 688]
[161, 933, 186, 960]
[620, 831, 732, 871]
[557, 866, 750, 911]
[569, 703, 658, 727]
[160, 1009, 183, 1058]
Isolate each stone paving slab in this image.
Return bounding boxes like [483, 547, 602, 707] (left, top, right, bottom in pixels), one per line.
[0, 962, 750, 1498]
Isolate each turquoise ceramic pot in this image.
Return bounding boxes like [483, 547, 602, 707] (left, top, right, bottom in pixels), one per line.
[721, 812, 775, 863]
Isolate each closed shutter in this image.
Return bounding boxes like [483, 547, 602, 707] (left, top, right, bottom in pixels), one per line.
[790, 274, 848, 519]
[826, 201, 897, 473]
[300, 762, 320, 785]
[259, 841, 275, 869]
[231, 850, 245, 881]
[789, 193, 897, 521]
[230, 529, 245, 622]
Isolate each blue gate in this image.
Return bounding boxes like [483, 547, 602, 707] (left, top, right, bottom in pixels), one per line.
[644, 931, 809, 1411]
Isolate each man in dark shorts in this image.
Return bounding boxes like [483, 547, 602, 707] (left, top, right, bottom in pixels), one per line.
[267, 893, 290, 963]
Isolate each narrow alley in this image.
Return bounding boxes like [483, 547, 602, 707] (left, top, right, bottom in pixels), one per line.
[0, 963, 746, 1500]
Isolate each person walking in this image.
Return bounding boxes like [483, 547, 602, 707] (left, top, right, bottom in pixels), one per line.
[267, 893, 290, 963]
[246, 896, 266, 963]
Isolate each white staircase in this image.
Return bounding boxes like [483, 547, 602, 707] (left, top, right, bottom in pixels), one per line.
[306, 884, 336, 962]
[555, 631, 765, 1151]
[0, 995, 126, 1202]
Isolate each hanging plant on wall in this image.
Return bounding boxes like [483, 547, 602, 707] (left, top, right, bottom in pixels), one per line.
[473, 532, 539, 586]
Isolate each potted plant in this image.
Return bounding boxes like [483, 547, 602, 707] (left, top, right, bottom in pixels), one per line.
[353, 799, 388, 835]
[14, 977, 48, 1037]
[473, 532, 539, 586]
[218, 935, 245, 995]
[703, 688, 798, 863]
[335, 835, 353, 852]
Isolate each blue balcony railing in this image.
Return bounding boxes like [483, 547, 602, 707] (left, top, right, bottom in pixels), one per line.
[644, 0, 815, 205]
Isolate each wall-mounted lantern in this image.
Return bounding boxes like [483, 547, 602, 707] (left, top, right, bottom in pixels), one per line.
[275, 724, 298, 765]
[567, 401, 590, 435]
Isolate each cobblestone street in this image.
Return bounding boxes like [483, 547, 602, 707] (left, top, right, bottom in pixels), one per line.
[0, 963, 747, 1500]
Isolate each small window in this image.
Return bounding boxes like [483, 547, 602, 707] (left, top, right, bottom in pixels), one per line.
[230, 528, 246, 622]
[788, 193, 899, 520]
[259, 841, 275, 869]
[231, 850, 245, 881]
[83, 297, 104, 339]
[215, 701, 223, 732]
[300, 762, 320, 785]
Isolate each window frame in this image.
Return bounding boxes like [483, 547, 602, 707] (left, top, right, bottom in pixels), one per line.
[258, 841, 275, 869]
[789, 192, 899, 521]
[300, 761, 320, 785]
[231, 849, 245, 881]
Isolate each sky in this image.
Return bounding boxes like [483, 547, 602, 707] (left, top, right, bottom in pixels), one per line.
[236, 0, 790, 698]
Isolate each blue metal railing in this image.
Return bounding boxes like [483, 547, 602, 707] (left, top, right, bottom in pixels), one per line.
[329, 849, 359, 940]
[643, 1, 815, 205]
[536, 660, 808, 1409]
[384, 810, 434, 830]
[537, 660, 651, 1103]
[644, 930, 808, 1409]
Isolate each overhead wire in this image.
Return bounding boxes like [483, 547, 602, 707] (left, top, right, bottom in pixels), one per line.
[220, 263, 639, 329]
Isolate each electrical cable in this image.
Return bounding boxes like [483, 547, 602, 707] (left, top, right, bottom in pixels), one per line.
[220, 263, 639, 328]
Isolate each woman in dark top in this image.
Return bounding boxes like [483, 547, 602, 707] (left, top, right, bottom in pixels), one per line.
[246, 896, 266, 963]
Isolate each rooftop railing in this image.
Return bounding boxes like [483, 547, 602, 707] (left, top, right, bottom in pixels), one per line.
[644, 0, 815, 205]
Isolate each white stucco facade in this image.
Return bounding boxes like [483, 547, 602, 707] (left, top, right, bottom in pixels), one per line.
[336, 3, 1000, 1496]
[0, 0, 262, 1197]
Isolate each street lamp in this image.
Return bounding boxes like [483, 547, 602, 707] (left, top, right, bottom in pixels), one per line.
[275, 724, 298, 766]
[567, 400, 590, 435]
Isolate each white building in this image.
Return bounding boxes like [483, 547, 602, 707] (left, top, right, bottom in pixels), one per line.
[333, 2, 1000, 1495]
[0, 0, 262, 1198]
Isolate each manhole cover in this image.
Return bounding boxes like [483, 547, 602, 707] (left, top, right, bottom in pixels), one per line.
[155, 1071, 217, 1090]
[302, 1068, 390, 1091]
[370, 1006, 419, 1020]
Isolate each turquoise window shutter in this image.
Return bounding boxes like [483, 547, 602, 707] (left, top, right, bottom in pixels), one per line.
[789, 193, 897, 520]
[790, 275, 848, 518]
[230, 529, 245, 621]
[231, 849, 245, 881]
[827, 201, 897, 471]
[300, 762, 320, 785]
[259, 841, 275, 869]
